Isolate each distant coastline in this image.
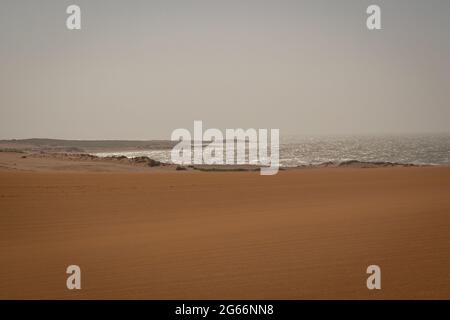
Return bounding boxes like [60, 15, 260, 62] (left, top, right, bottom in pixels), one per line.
[1, 134, 449, 170]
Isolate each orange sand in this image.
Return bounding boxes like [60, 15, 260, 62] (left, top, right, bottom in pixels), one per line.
[0, 154, 449, 299]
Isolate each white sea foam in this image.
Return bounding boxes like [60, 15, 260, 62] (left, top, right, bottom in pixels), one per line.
[93, 133, 450, 167]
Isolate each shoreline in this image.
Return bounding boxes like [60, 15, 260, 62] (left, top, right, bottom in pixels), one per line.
[0, 150, 445, 173]
[2, 135, 449, 171]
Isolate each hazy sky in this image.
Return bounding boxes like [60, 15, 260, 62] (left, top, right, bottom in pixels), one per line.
[1, 0, 449, 139]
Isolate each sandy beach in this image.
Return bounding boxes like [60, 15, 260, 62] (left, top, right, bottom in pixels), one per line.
[2, 0, 450, 305]
[0, 152, 449, 299]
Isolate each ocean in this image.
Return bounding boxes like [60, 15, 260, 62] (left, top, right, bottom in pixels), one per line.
[94, 133, 450, 167]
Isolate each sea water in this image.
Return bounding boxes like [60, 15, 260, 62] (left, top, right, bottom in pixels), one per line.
[94, 133, 450, 167]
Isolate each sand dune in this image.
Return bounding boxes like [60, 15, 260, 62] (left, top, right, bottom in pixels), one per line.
[0, 153, 449, 299]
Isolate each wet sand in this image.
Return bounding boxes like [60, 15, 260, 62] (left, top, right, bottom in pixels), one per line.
[0, 154, 449, 299]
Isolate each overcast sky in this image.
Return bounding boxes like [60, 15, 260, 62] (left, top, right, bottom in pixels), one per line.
[1, 0, 449, 139]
